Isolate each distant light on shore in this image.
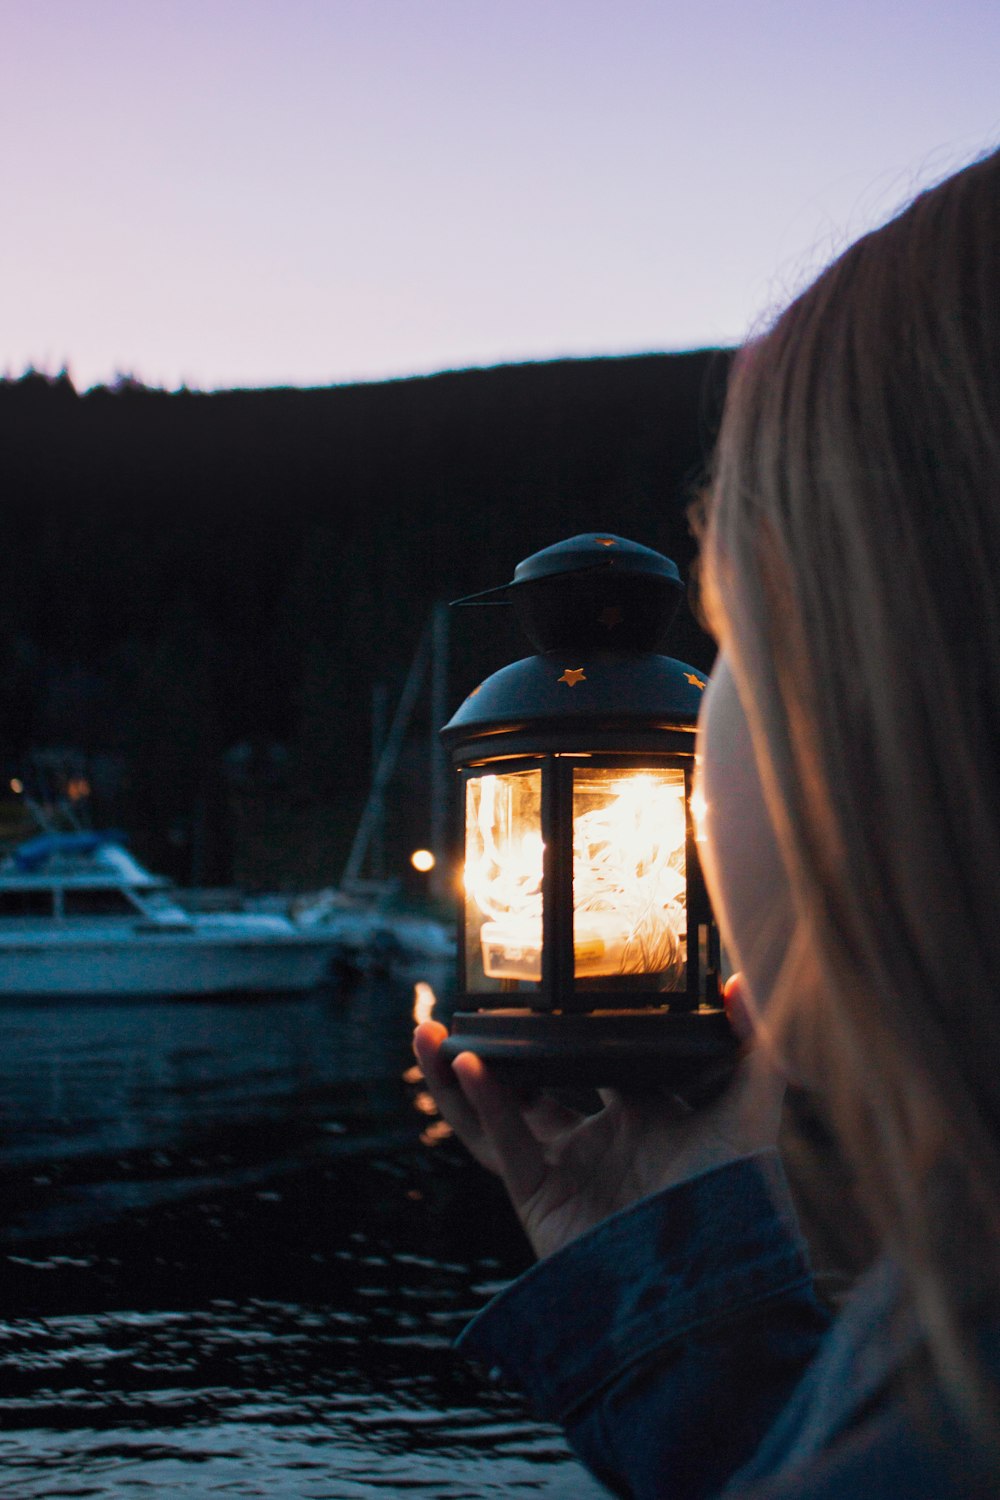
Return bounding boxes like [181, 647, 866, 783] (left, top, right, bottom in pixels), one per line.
[410, 849, 435, 873]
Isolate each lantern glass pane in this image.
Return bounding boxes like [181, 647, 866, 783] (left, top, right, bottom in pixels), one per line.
[572, 766, 687, 990]
[464, 769, 543, 993]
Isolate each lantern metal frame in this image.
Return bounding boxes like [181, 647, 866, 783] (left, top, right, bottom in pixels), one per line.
[438, 532, 738, 1090]
[445, 749, 733, 1087]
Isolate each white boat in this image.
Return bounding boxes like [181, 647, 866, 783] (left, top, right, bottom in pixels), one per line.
[0, 832, 336, 998]
[290, 886, 455, 975]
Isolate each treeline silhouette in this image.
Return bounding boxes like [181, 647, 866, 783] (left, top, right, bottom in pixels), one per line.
[0, 353, 730, 889]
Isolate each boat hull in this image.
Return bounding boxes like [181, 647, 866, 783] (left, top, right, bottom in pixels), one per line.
[0, 930, 335, 998]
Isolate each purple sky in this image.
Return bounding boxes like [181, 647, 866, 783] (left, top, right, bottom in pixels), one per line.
[3, 0, 998, 391]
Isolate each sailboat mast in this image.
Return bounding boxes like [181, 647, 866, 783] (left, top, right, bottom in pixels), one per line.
[429, 601, 449, 901]
[340, 601, 451, 898]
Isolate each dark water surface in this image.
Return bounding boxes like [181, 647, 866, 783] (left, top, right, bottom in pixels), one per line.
[0, 977, 607, 1498]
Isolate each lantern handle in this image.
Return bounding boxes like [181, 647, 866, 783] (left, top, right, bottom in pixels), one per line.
[450, 559, 612, 607]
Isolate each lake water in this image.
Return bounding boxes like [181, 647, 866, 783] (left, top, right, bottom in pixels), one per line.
[0, 975, 608, 1498]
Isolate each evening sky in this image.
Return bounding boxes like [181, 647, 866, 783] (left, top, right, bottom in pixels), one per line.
[3, 0, 998, 391]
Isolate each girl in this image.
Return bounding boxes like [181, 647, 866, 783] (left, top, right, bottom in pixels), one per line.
[415, 144, 1000, 1497]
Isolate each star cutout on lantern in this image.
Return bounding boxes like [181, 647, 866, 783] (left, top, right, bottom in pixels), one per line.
[594, 536, 616, 547]
[558, 667, 587, 687]
[598, 606, 623, 629]
[684, 672, 707, 691]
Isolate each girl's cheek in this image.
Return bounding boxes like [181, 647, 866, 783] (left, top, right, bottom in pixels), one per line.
[697, 657, 793, 1018]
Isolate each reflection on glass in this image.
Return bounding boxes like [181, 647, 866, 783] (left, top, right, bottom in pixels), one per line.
[464, 770, 543, 990]
[572, 768, 687, 990]
[411, 981, 437, 1026]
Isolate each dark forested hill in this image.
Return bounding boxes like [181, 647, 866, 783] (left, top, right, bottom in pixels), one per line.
[0, 352, 731, 886]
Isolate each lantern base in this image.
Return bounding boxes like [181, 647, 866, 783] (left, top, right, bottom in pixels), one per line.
[439, 1006, 738, 1094]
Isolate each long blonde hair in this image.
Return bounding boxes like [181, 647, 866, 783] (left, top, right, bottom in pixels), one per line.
[701, 145, 1000, 1426]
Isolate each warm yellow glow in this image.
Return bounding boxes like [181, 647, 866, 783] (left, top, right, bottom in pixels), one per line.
[10, 779, 23, 794]
[412, 981, 437, 1026]
[689, 785, 709, 844]
[410, 847, 435, 873]
[466, 766, 688, 987]
[465, 774, 543, 925]
[464, 771, 543, 986]
[570, 770, 687, 983]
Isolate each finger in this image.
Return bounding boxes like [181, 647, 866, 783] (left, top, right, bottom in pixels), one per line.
[412, 1018, 448, 1062]
[452, 1052, 549, 1209]
[521, 1093, 585, 1143]
[413, 1022, 485, 1138]
[723, 972, 756, 1041]
[412, 1023, 499, 1171]
[412, 1019, 453, 1093]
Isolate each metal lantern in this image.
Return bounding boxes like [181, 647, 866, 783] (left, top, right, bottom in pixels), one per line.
[439, 532, 737, 1089]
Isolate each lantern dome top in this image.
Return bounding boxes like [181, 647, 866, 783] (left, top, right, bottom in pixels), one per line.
[443, 532, 707, 759]
[454, 532, 684, 653]
[510, 532, 681, 588]
[456, 532, 680, 596]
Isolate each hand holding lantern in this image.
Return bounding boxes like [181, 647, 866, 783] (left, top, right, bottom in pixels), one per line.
[414, 976, 781, 1261]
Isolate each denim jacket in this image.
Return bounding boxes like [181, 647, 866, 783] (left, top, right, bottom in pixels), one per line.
[457, 1153, 993, 1498]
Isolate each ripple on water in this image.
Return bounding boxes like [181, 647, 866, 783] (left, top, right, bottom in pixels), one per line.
[0, 1304, 609, 1497]
[0, 987, 610, 1497]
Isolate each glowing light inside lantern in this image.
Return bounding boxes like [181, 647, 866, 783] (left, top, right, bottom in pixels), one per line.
[571, 769, 687, 986]
[410, 848, 435, 872]
[465, 770, 543, 988]
[464, 766, 689, 989]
